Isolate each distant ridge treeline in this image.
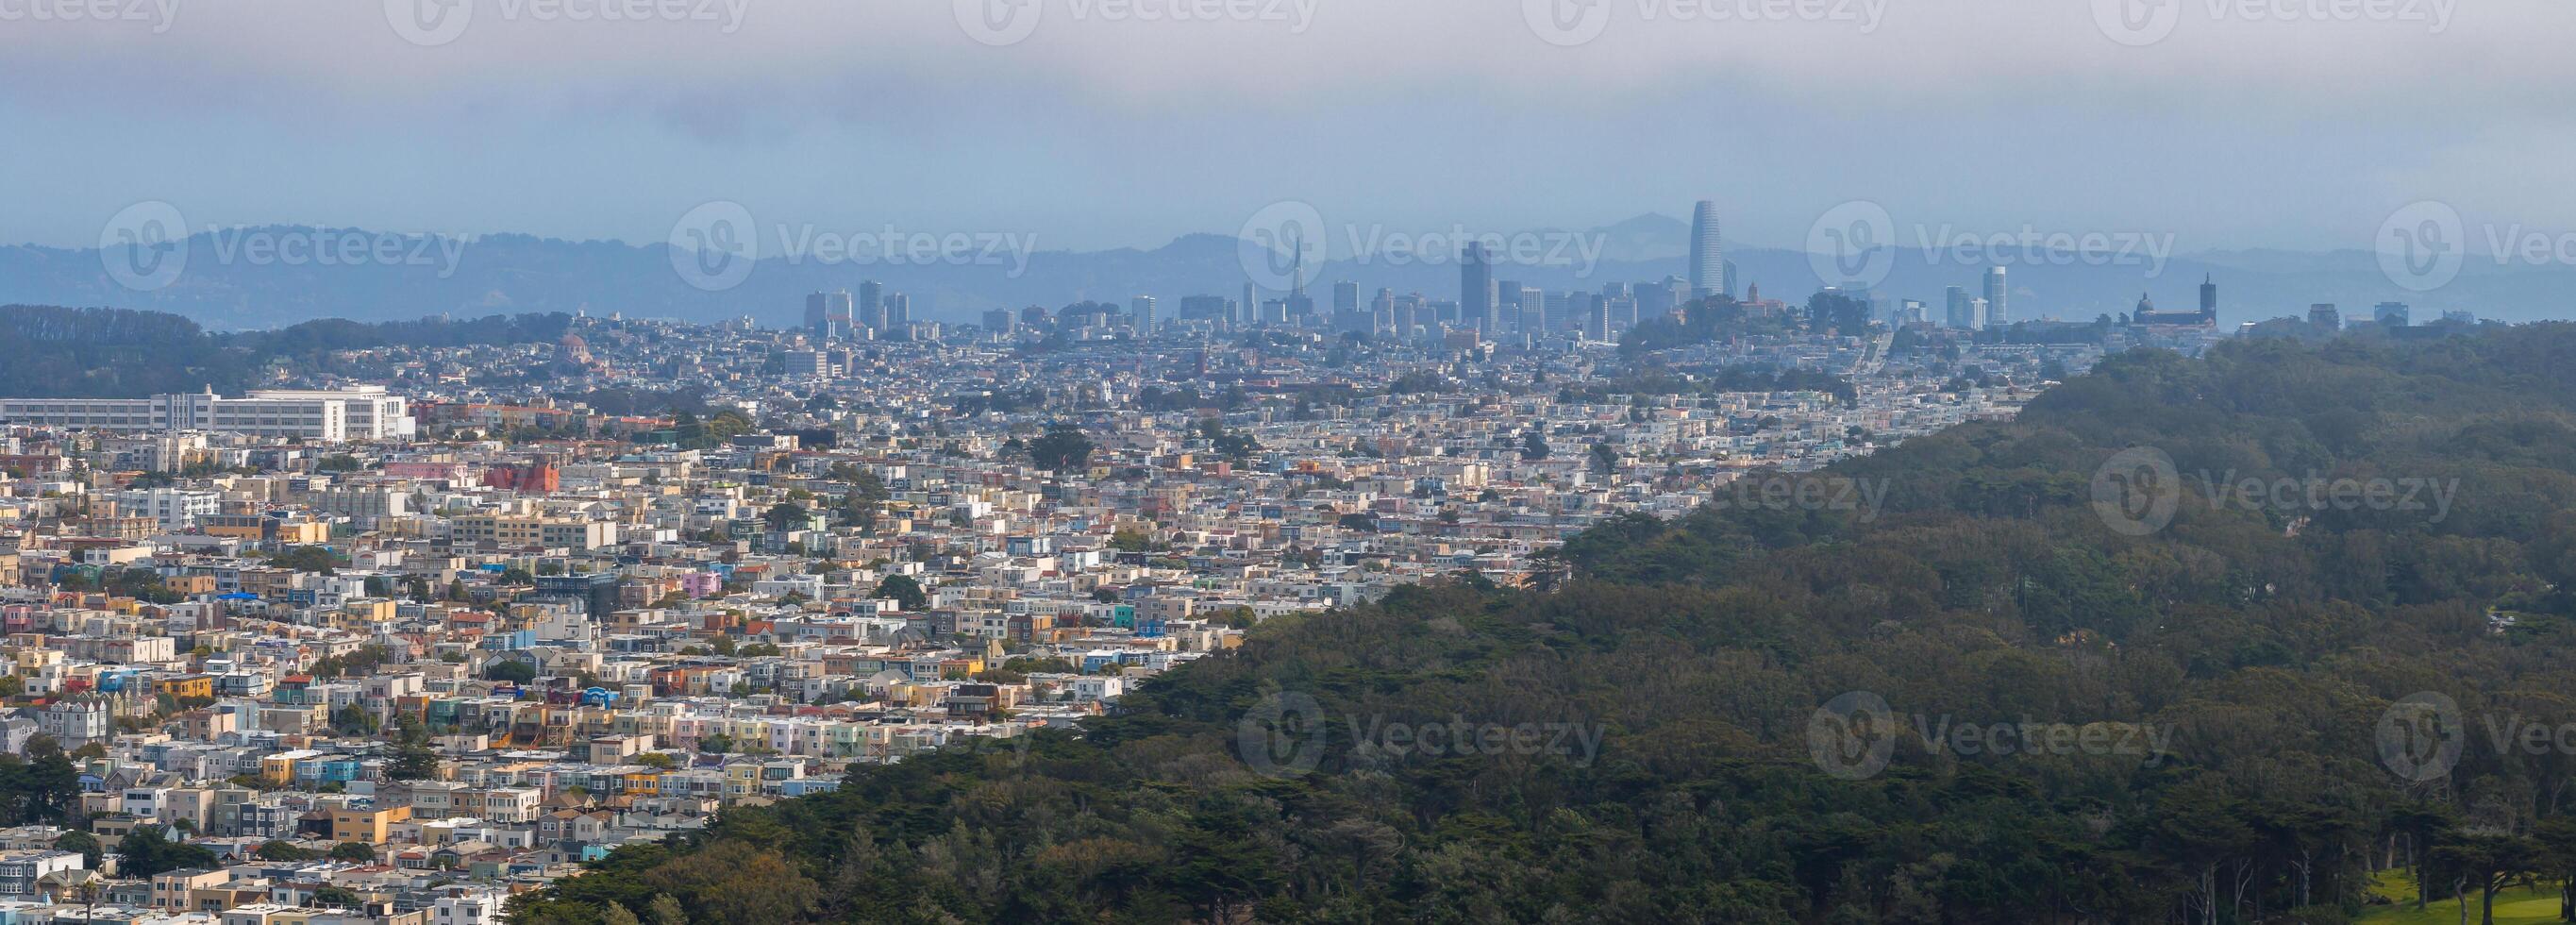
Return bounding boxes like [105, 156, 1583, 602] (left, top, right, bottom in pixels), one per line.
[0, 305, 571, 397]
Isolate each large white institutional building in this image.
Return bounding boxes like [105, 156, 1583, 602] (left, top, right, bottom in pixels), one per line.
[0, 385, 412, 442]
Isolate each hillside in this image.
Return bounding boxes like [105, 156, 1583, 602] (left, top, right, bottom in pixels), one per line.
[510, 327, 2576, 924]
[0, 305, 571, 397]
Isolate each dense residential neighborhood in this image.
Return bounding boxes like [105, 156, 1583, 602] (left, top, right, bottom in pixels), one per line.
[0, 297, 2097, 924]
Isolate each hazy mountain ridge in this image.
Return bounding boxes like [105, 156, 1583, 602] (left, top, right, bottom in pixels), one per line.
[8, 215, 2567, 329]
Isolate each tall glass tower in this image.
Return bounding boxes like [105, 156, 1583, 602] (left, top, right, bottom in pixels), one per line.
[1982, 266, 2009, 326]
[1461, 242, 1497, 333]
[1689, 200, 1725, 301]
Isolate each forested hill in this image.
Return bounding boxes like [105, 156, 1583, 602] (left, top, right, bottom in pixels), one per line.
[0, 305, 570, 397]
[512, 327, 2576, 925]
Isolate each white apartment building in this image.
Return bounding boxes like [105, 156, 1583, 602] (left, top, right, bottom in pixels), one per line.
[113, 487, 223, 530]
[432, 891, 504, 925]
[0, 385, 412, 442]
[243, 387, 413, 439]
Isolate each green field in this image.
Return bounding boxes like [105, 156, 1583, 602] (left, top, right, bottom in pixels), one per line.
[2360, 871, 2563, 925]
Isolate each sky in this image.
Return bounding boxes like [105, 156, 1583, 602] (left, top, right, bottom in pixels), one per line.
[3, 0, 2571, 258]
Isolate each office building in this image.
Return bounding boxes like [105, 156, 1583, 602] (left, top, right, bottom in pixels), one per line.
[1130, 296, 1157, 338]
[1945, 287, 1980, 329]
[783, 350, 828, 378]
[1462, 243, 1497, 333]
[1982, 266, 2009, 326]
[858, 280, 886, 331]
[1179, 295, 1232, 323]
[0, 386, 412, 443]
[2375, 301, 2410, 328]
[1690, 200, 1725, 300]
[807, 291, 854, 341]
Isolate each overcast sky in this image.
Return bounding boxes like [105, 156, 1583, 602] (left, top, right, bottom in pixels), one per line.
[2, 0, 2568, 255]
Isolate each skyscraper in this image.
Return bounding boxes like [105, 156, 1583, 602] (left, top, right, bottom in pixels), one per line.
[1461, 242, 1497, 333]
[1689, 200, 1724, 301]
[884, 293, 910, 330]
[2200, 275, 2220, 324]
[807, 291, 853, 340]
[1131, 295, 1156, 339]
[1982, 266, 2009, 327]
[1282, 243, 1314, 324]
[1945, 286, 1979, 329]
[1332, 281, 1361, 332]
[858, 280, 886, 331]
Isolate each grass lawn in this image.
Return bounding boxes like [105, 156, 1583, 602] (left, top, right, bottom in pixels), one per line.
[2359, 871, 2563, 925]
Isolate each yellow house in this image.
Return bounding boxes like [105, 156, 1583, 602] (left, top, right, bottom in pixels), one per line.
[156, 675, 215, 699]
[620, 770, 662, 796]
[259, 748, 323, 784]
[341, 598, 399, 624]
[329, 805, 413, 844]
[275, 519, 330, 545]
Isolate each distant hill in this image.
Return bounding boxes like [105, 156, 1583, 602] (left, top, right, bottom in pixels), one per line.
[8, 217, 2573, 329]
[0, 304, 571, 397]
